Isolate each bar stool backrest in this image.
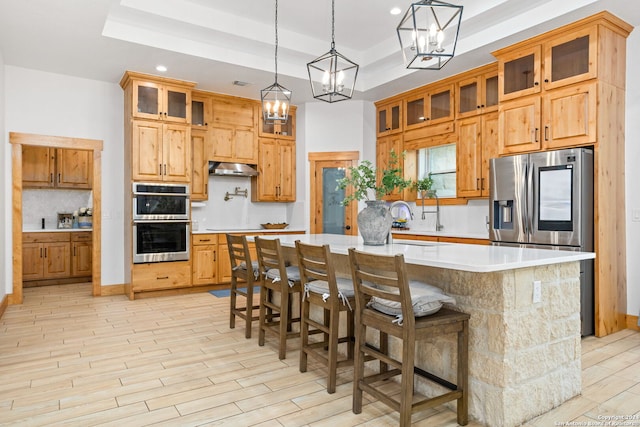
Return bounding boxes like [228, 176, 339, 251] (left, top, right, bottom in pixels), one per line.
[227, 234, 256, 277]
[255, 237, 289, 284]
[295, 240, 338, 302]
[348, 248, 416, 330]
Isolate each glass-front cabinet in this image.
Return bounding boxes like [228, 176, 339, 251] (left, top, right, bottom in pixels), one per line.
[191, 93, 212, 129]
[456, 70, 499, 118]
[404, 83, 454, 131]
[376, 100, 402, 137]
[259, 106, 296, 140]
[498, 45, 542, 102]
[543, 26, 597, 90]
[132, 80, 191, 124]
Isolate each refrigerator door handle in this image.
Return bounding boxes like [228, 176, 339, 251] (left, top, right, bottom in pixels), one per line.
[526, 160, 535, 241]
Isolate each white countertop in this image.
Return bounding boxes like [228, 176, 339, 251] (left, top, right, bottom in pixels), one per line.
[23, 228, 92, 233]
[250, 233, 595, 273]
[193, 228, 306, 235]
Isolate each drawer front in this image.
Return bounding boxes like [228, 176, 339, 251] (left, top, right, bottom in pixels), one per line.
[132, 261, 192, 291]
[71, 232, 92, 242]
[23, 232, 70, 243]
[193, 234, 218, 245]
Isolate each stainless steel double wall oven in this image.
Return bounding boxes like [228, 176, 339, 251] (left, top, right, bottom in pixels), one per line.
[132, 183, 190, 263]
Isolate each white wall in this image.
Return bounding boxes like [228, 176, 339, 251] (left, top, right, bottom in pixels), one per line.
[0, 51, 7, 299]
[625, 30, 640, 318]
[4, 66, 125, 287]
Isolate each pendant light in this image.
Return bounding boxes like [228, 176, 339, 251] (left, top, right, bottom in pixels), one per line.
[307, 0, 359, 103]
[261, 0, 291, 122]
[397, 0, 463, 70]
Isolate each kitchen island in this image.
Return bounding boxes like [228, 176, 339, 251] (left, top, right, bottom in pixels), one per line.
[254, 233, 595, 427]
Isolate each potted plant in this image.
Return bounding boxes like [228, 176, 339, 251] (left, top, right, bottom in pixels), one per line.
[336, 150, 412, 245]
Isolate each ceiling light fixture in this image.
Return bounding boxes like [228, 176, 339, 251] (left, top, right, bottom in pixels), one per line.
[397, 0, 463, 70]
[155, 65, 167, 72]
[390, 7, 402, 15]
[261, 0, 291, 123]
[306, 0, 359, 103]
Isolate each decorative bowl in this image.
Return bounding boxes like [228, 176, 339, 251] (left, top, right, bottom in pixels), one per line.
[261, 223, 289, 230]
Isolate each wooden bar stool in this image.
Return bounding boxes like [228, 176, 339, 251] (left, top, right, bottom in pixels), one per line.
[348, 248, 470, 427]
[255, 237, 302, 360]
[295, 240, 355, 393]
[226, 234, 261, 339]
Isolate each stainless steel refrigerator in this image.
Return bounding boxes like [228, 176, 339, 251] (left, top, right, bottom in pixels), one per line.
[489, 147, 594, 335]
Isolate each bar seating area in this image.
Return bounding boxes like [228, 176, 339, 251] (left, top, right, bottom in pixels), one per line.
[230, 236, 471, 424]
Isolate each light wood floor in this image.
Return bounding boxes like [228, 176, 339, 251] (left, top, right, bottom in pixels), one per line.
[1, 284, 639, 426]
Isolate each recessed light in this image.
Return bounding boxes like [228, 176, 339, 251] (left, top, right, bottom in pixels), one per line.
[233, 80, 251, 87]
[155, 65, 167, 72]
[390, 7, 402, 15]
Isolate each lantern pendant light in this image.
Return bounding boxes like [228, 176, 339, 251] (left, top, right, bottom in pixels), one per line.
[397, 0, 463, 70]
[261, 0, 291, 122]
[307, 0, 359, 103]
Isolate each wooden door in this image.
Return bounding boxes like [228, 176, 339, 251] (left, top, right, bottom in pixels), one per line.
[308, 153, 359, 236]
[44, 242, 71, 279]
[132, 121, 163, 181]
[22, 146, 54, 188]
[22, 243, 44, 280]
[543, 26, 597, 90]
[72, 241, 92, 277]
[163, 124, 191, 182]
[498, 95, 542, 154]
[192, 244, 217, 285]
[132, 80, 162, 121]
[498, 45, 542, 102]
[56, 149, 93, 189]
[234, 127, 258, 163]
[427, 83, 455, 126]
[191, 129, 208, 201]
[456, 116, 482, 198]
[255, 138, 278, 201]
[277, 140, 296, 201]
[162, 84, 190, 124]
[210, 125, 234, 161]
[543, 82, 597, 149]
[481, 112, 499, 197]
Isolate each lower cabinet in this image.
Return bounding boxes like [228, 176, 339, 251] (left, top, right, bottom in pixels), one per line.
[192, 234, 218, 285]
[132, 260, 192, 292]
[23, 231, 92, 282]
[391, 233, 490, 245]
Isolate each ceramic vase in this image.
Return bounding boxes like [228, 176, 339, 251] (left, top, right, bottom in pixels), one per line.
[357, 200, 392, 245]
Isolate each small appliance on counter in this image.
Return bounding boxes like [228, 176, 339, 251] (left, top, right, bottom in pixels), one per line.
[57, 213, 73, 229]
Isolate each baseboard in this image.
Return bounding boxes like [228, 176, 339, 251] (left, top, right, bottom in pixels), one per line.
[0, 294, 8, 320]
[626, 314, 640, 332]
[100, 284, 125, 296]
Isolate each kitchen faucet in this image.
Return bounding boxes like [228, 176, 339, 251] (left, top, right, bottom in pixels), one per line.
[389, 200, 414, 220]
[421, 192, 443, 231]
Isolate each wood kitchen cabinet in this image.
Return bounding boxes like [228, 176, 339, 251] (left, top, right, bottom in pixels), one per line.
[209, 95, 259, 164]
[22, 146, 93, 189]
[129, 78, 192, 124]
[192, 234, 218, 285]
[259, 105, 296, 140]
[376, 134, 404, 201]
[191, 92, 213, 129]
[404, 82, 455, 132]
[191, 128, 209, 201]
[390, 233, 490, 245]
[131, 120, 191, 182]
[457, 112, 498, 198]
[252, 138, 296, 202]
[132, 261, 192, 292]
[376, 99, 402, 137]
[456, 65, 499, 118]
[71, 232, 92, 277]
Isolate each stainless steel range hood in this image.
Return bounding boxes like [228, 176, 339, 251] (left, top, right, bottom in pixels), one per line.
[209, 161, 258, 177]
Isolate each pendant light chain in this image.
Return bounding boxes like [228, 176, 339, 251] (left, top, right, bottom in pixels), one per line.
[274, 0, 279, 83]
[330, 0, 335, 50]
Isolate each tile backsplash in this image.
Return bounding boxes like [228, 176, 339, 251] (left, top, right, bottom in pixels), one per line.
[23, 189, 92, 230]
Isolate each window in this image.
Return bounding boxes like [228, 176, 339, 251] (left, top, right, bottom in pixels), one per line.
[418, 143, 456, 198]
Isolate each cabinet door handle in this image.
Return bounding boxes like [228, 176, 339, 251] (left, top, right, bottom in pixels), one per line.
[44, 248, 47, 258]
[58, 173, 61, 183]
[159, 164, 162, 175]
[200, 239, 211, 242]
[544, 126, 549, 141]
[157, 276, 169, 280]
[73, 247, 76, 256]
[214, 252, 216, 262]
[164, 164, 167, 175]
[481, 177, 485, 191]
[205, 183, 208, 194]
[50, 173, 54, 183]
[534, 128, 539, 143]
[476, 178, 480, 190]
[40, 248, 43, 258]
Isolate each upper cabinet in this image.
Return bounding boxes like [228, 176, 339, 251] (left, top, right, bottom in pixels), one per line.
[23, 146, 93, 189]
[494, 12, 631, 154]
[404, 83, 455, 131]
[252, 138, 296, 202]
[376, 100, 402, 137]
[456, 64, 499, 118]
[210, 95, 259, 164]
[259, 106, 296, 140]
[127, 76, 192, 124]
[191, 92, 213, 129]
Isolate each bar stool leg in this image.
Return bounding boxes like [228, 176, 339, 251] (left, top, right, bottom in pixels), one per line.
[458, 319, 469, 425]
[299, 294, 310, 373]
[278, 288, 290, 360]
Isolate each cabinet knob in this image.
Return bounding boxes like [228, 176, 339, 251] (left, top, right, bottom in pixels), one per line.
[544, 79, 549, 83]
[345, 225, 351, 230]
[534, 82, 539, 86]
[477, 105, 481, 109]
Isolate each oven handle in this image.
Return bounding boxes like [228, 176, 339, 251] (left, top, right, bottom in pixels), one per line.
[133, 220, 191, 224]
[133, 192, 190, 197]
